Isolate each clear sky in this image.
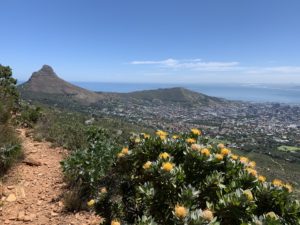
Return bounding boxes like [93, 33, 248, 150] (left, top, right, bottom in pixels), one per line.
[1, 0, 300, 83]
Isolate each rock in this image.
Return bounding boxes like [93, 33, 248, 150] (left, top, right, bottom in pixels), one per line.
[6, 194, 17, 202]
[7, 186, 14, 190]
[4, 219, 10, 224]
[22, 158, 42, 166]
[17, 211, 25, 221]
[23, 215, 32, 222]
[51, 212, 59, 217]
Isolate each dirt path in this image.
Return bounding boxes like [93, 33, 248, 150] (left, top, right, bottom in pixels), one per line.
[0, 129, 100, 225]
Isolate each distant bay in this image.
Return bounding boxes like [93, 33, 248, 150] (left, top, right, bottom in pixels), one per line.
[71, 82, 300, 104]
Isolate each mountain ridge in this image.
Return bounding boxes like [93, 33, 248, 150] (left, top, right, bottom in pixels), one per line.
[18, 65, 228, 107]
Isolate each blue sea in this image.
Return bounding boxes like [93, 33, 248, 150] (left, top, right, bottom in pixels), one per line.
[71, 82, 300, 104]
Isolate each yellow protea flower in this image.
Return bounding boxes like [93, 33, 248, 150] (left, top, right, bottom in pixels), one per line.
[201, 209, 214, 221]
[239, 156, 249, 164]
[159, 152, 170, 160]
[100, 187, 107, 194]
[217, 143, 225, 149]
[121, 147, 129, 154]
[284, 183, 293, 193]
[191, 128, 201, 136]
[231, 154, 238, 160]
[174, 204, 187, 219]
[258, 175, 266, 182]
[117, 152, 125, 158]
[156, 130, 167, 136]
[186, 138, 196, 144]
[162, 162, 174, 172]
[143, 161, 152, 170]
[111, 219, 121, 225]
[159, 135, 167, 140]
[248, 161, 256, 168]
[87, 199, 95, 207]
[266, 211, 279, 220]
[172, 135, 179, 139]
[141, 133, 150, 139]
[246, 168, 257, 177]
[220, 148, 231, 156]
[272, 179, 284, 187]
[200, 148, 210, 156]
[243, 189, 254, 201]
[215, 154, 224, 161]
[191, 144, 201, 151]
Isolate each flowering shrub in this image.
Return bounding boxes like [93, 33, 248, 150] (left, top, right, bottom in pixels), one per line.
[91, 129, 300, 225]
[61, 127, 118, 210]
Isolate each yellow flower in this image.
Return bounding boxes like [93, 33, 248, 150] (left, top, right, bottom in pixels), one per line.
[284, 183, 293, 193]
[272, 179, 283, 187]
[156, 130, 167, 136]
[100, 187, 107, 194]
[258, 175, 266, 182]
[87, 199, 95, 207]
[111, 219, 121, 225]
[172, 135, 179, 139]
[239, 156, 249, 164]
[200, 148, 210, 156]
[186, 138, 196, 144]
[162, 162, 174, 172]
[159, 135, 167, 140]
[215, 154, 223, 161]
[246, 168, 257, 177]
[159, 152, 170, 160]
[191, 144, 201, 151]
[121, 147, 129, 154]
[217, 143, 225, 149]
[266, 212, 279, 220]
[220, 148, 231, 156]
[191, 128, 201, 136]
[174, 204, 187, 219]
[141, 133, 150, 139]
[143, 161, 152, 170]
[243, 189, 254, 201]
[231, 154, 238, 160]
[117, 152, 125, 158]
[135, 138, 141, 143]
[201, 209, 214, 221]
[248, 161, 256, 168]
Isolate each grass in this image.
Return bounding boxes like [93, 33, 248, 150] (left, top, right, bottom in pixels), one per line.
[278, 145, 300, 152]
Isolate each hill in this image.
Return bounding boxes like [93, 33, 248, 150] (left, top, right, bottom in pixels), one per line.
[19, 65, 228, 108]
[18, 65, 102, 104]
[121, 87, 226, 106]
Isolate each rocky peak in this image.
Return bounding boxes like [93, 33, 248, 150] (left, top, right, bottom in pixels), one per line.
[30, 65, 58, 79]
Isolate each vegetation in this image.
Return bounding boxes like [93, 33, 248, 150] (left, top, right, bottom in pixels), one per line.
[0, 64, 22, 176]
[278, 145, 300, 152]
[61, 127, 119, 210]
[82, 129, 300, 225]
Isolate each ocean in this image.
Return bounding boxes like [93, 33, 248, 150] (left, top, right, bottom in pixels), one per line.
[71, 82, 300, 104]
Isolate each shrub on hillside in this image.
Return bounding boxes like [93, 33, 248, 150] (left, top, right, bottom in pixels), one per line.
[0, 64, 21, 176]
[90, 129, 300, 225]
[61, 127, 119, 210]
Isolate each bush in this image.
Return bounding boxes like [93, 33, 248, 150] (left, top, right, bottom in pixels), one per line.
[0, 64, 22, 176]
[61, 127, 119, 210]
[33, 109, 88, 150]
[90, 129, 300, 225]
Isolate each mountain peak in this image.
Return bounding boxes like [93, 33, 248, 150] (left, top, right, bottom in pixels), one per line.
[30, 65, 57, 79]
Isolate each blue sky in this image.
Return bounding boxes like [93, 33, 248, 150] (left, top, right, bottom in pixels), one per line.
[1, 0, 300, 83]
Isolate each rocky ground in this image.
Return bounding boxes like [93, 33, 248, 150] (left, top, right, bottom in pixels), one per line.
[0, 129, 100, 225]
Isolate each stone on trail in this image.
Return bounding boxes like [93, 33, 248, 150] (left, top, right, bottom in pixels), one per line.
[6, 194, 17, 202]
[22, 157, 42, 166]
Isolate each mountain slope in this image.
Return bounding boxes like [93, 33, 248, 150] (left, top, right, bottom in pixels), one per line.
[18, 65, 102, 104]
[120, 87, 226, 106]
